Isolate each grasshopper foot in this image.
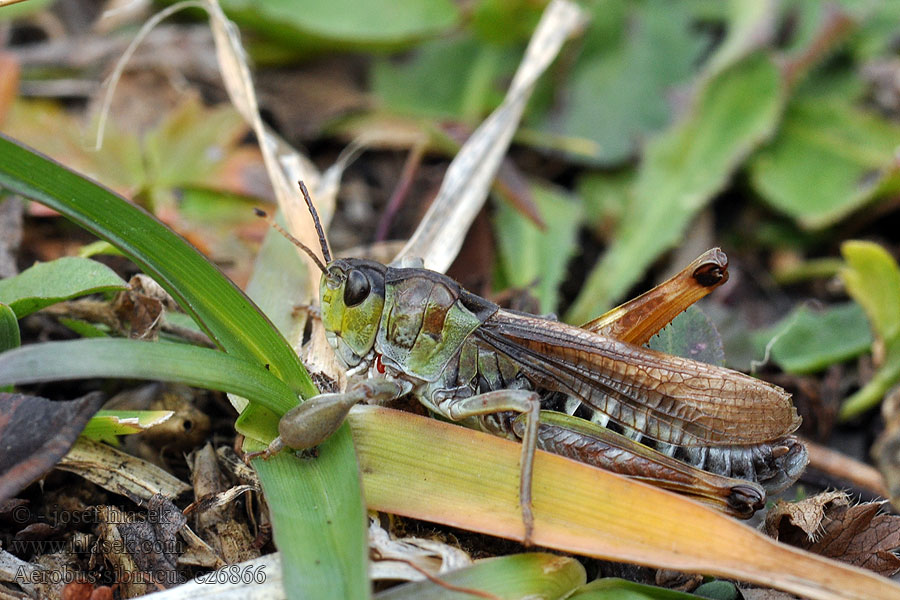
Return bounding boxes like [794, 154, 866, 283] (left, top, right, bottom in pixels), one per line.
[243, 436, 286, 465]
[521, 502, 534, 546]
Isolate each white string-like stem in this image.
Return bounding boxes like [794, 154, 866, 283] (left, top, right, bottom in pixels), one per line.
[92, 0, 205, 151]
[100, 0, 148, 20]
[750, 302, 807, 374]
[395, 0, 584, 272]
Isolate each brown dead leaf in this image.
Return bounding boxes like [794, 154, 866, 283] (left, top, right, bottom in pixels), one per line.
[61, 580, 94, 600]
[766, 491, 850, 541]
[186, 444, 258, 565]
[808, 502, 900, 576]
[112, 286, 163, 340]
[0, 392, 106, 501]
[767, 492, 900, 577]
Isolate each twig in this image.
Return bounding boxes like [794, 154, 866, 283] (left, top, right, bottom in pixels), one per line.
[803, 437, 889, 498]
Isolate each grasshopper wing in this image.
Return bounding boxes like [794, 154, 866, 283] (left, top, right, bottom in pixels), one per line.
[475, 310, 800, 447]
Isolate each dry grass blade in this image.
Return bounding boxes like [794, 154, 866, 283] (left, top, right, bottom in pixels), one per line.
[57, 438, 191, 499]
[349, 405, 900, 600]
[395, 0, 586, 273]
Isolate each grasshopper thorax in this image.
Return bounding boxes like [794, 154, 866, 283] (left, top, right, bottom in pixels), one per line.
[320, 258, 387, 369]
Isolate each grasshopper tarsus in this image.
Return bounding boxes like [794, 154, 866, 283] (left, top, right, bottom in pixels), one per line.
[243, 436, 285, 464]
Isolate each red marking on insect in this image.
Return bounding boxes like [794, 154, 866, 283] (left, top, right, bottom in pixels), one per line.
[375, 354, 386, 374]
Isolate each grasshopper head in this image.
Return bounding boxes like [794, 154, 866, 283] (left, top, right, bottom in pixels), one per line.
[320, 258, 387, 368]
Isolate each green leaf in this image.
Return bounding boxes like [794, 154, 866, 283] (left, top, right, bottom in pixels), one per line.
[840, 241, 900, 343]
[0, 303, 17, 393]
[142, 97, 248, 191]
[0, 303, 19, 353]
[238, 211, 312, 440]
[752, 303, 873, 374]
[5, 100, 147, 195]
[576, 170, 634, 241]
[694, 580, 741, 600]
[0, 133, 314, 398]
[648, 306, 725, 367]
[0, 0, 54, 18]
[840, 0, 900, 61]
[569, 577, 702, 600]
[704, 0, 779, 76]
[374, 553, 585, 599]
[494, 183, 582, 314]
[471, 0, 544, 46]
[221, 0, 459, 50]
[566, 52, 784, 323]
[840, 337, 900, 421]
[838, 241, 900, 419]
[58, 318, 110, 338]
[78, 241, 124, 258]
[0, 339, 297, 416]
[81, 410, 175, 444]
[749, 96, 900, 229]
[539, 1, 708, 164]
[5, 97, 253, 214]
[372, 34, 518, 122]
[0, 256, 126, 318]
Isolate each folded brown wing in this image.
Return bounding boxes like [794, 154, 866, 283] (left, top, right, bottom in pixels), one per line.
[475, 310, 800, 447]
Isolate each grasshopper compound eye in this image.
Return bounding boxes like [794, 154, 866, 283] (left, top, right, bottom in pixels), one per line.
[344, 269, 371, 307]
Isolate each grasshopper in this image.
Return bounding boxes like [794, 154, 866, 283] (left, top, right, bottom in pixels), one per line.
[250, 184, 806, 543]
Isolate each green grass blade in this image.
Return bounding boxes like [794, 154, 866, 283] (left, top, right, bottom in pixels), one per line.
[243, 218, 368, 599]
[0, 303, 19, 353]
[81, 410, 176, 444]
[374, 553, 585, 599]
[0, 338, 297, 415]
[0, 303, 18, 392]
[569, 578, 704, 599]
[250, 431, 368, 600]
[0, 134, 314, 397]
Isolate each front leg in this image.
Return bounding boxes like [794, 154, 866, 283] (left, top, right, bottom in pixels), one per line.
[442, 390, 541, 545]
[246, 378, 404, 461]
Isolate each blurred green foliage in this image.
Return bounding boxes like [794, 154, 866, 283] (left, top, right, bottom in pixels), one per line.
[226, 0, 900, 327]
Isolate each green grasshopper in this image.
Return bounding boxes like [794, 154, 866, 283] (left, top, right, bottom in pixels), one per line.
[250, 184, 806, 543]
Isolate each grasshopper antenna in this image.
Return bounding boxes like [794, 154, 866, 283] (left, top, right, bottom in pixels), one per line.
[298, 181, 332, 264]
[253, 208, 328, 274]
